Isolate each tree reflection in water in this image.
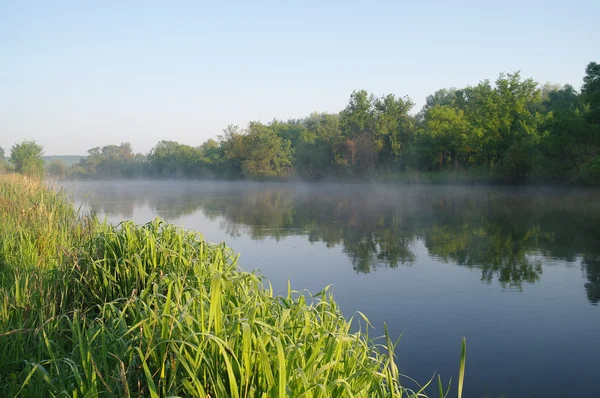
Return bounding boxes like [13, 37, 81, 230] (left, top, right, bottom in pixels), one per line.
[63, 181, 600, 303]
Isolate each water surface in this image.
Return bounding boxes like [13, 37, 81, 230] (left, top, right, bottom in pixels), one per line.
[61, 181, 600, 398]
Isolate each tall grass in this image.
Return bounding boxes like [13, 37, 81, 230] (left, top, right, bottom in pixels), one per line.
[0, 175, 465, 397]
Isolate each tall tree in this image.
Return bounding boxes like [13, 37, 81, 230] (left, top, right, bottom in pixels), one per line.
[418, 88, 457, 119]
[9, 140, 45, 178]
[238, 123, 293, 178]
[538, 84, 591, 176]
[340, 90, 374, 139]
[454, 73, 540, 168]
[582, 62, 600, 125]
[373, 94, 415, 166]
[0, 146, 6, 173]
[148, 141, 201, 177]
[74, 142, 146, 178]
[421, 105, 471, 169]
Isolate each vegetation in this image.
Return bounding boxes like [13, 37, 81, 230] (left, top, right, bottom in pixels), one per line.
[7, 62, 597, 183]
[0, 146, 8, 174]
[0, 175, 465, 397]
[9, 61, 591, 184]
[8, 141, 45, 179]
[42, 155, 83, 168]
[46, 159, 68, 179]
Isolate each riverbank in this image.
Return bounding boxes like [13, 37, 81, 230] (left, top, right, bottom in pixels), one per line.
[0, 175, 464, 397]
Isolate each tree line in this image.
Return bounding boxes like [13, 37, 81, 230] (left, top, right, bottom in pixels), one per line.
[2, 61, 599, 183]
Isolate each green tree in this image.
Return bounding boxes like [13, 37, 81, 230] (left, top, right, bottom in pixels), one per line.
[417, 88, 458, 120]
[148, 141, 202, 177]
[340, 90, 375, 139]
[294, 113, 343, 178]
[20, 61, 599, 184]
[339, 91, 377, 172]
[219, 124, 245, 178]
[454, 72, 541, 169]
[239, 123, 294, 178]
[10, 140, 45, 178]
[373, 94, 415, 166]
[582, 61, 600, 125]
[0, 146, 6, 173]
[197, 139, 224, 173]
[73, 142, 147, 178]
[47, 159, 67, 178]
[421, 105, 471, 169]
[339, 91, 417, 173]
[538, 84, 591, 177]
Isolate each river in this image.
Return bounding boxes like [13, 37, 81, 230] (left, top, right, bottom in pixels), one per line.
[60, 180, 600, 398]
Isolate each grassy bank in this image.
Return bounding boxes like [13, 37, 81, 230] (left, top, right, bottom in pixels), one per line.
[0, 175, 465, 397]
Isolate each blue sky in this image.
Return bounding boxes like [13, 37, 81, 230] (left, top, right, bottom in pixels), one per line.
[1, 0, 598, 155]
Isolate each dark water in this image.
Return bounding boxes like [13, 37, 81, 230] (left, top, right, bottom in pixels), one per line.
[60, 180, 600, 398]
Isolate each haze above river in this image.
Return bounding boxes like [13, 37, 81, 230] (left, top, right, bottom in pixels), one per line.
[60, 180, 600, 398]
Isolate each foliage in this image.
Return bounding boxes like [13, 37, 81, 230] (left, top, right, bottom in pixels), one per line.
[148, 140, 203, 177]
[72, 142, 148, 179]
[338, 91, 415, 173]
[9, 140, 45, 178]
[582, 62, 600, 125]
[42, 155, 83, 167]
[0, 146, 7, 174]
[419, 105, 471, 170]
[4, 61, 598, 183]
[47, 159, 67, 178]
[0, 175, 466, 397]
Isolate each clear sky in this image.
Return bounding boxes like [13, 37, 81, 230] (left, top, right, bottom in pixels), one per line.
[1, 0, 598, 155]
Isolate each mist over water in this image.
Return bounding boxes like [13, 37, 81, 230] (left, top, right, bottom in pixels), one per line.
[60, 180, 600, 398]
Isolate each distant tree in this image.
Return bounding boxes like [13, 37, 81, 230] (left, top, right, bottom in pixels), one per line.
[453, 72, 541, 168]
[219, 125, 246, 178]
[338, 90, 416, 173]
[10, 140, 45, 178]
[538, 84, 591, 176]
[373, 93, 414, 165]
[293, 113, 342, 178]
[582, 62, 600, 125]
[539, 83, 562, 103]
[0, 146, 6, 174]
[421, 105, 471, 169]
[148, 140, 201, 177]
[198, 139, 222, 164]
[74, 142, 146, 178]
[23, 60, 598, 184]
[239, 123, 294, 178]
[47, 159, 67, 179]
[340, 90, 375, 139]
[417, 88, 458, 119]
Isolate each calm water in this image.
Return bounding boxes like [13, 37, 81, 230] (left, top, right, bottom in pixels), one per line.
[60, 180, 600, 398]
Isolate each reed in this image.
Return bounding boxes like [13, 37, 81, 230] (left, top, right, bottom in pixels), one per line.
[0, 175, 465, 397]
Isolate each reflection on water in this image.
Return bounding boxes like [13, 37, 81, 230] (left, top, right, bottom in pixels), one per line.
[60, 180, 600, 397]
[62, 181, 600, 304]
